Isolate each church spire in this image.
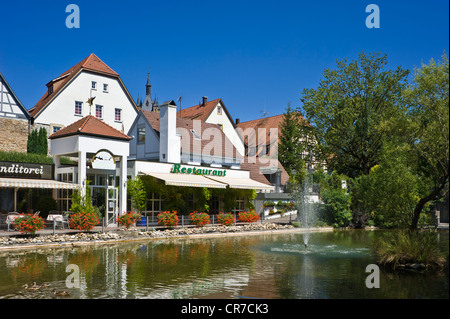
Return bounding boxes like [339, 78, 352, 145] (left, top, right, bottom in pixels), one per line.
[146, 71, 151, 97]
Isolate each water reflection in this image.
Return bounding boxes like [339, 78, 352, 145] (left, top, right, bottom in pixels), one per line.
[0, 231, 448, 299]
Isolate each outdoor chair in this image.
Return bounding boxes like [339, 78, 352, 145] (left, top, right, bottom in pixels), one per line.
[6, 212, 19, 231]
[61, 213, 70, 229]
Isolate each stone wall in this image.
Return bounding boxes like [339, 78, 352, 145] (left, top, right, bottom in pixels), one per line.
[0, 117, 29, 153]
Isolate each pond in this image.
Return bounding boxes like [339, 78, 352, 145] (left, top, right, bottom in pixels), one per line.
[0, 230, 448, 299]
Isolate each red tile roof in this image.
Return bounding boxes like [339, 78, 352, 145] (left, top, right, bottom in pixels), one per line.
[177, 98, 236, 126]
[236, 112, 309, 151]
[29, 53, 131, 118]
[142, 110, 242, 160]
[240, 157, 289, 186]
[48, 115, 131, 141]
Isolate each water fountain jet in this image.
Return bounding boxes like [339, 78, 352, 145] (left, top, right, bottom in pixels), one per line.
[291, 171, 317, 249]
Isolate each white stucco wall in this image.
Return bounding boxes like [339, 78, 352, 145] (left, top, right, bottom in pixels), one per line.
[128, 113, 160, 160]
[205, 101, 245, 157]
[34, 71, 137, 133]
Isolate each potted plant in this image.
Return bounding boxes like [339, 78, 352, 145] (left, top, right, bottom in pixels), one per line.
[117, 211, 142, 229]
[217, 213, 235, 226]
[189, 212, 210, 227]
[157, 211, 179, 228]
[69, 211, 100, 231]
[238, 211, 260, 223]
[12, 213, 45, 235]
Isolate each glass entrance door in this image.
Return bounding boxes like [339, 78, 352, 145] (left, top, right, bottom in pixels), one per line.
[106, 186, 118, 226]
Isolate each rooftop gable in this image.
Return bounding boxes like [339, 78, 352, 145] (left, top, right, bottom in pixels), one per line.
[177, 98, 236, 127]
[141, 110, 242, 160]
[29, 53, 136, 118]
[236, 112, 309, 146]
[0, 71, 30, 119]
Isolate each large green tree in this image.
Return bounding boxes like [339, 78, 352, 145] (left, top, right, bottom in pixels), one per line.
[404, 55, 449, 229]
[299, 52, 409, 178]
[278, 104, 311, 180]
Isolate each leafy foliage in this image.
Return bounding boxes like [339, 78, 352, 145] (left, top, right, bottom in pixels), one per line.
[0, 150, 53, 164]
[372, 230, 446, 269]
[27, 127, 48, 155]
[127, 176, 147, 212]
[70, 188, 100, 217]
[300, 52, 409, 178]
[279, 104, 310, 183]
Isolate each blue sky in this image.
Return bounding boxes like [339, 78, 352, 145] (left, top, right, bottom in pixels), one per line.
[1, 0, 448, 123]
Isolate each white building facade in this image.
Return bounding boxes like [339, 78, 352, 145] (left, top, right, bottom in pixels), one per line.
[29, 53, 138, 135]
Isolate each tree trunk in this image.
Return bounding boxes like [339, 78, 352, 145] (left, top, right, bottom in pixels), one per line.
[410, 177, 447, 229]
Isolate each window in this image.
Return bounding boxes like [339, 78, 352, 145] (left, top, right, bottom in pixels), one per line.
[218, 124, 223, 131]
[75, 101, 83, 115]
[115, 108, 122, 122]
[232, 198, 246, 214]
[103, 83, 108, 92]
[52, 125, 62, 133]
[95, 105, 103, 119]
[91, 81, 97, 90]
[209, 196, 220, 214]
[146, 193, 165, 214]
[56, 173, 74, 211]
[217, 105, 222, 115]
[138, 125, 145, 143]
[48, 86, 53, 95]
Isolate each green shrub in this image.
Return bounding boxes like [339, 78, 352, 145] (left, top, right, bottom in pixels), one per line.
[70, 189, 100, 217]
[0, 150, 53, 164]
[320, 188, 352, 228]
[372, 230, 446, 269]
[35, 196, 58, 217]
[27, 127, 48, 155]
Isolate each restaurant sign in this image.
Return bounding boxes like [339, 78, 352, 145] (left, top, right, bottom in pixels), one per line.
[0, 161, 53, 179]
[171, 164, 227, 177]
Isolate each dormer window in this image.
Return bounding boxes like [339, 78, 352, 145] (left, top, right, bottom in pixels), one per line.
[48, 86, 53, 95]
[217, 105, 222, 115]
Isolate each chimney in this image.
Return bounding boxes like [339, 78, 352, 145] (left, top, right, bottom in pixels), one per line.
[235, 118, 240, 125]
[159, 100, 180, 163]
[202, 96, 208, 107]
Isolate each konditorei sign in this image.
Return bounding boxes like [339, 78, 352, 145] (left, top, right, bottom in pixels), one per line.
[0, 161, 53, 179]
[92, 150, 116, 170]
[171, 164, 227, 177]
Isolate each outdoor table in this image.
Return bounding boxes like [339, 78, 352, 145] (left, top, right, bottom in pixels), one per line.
[47, 214, 63, 222]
